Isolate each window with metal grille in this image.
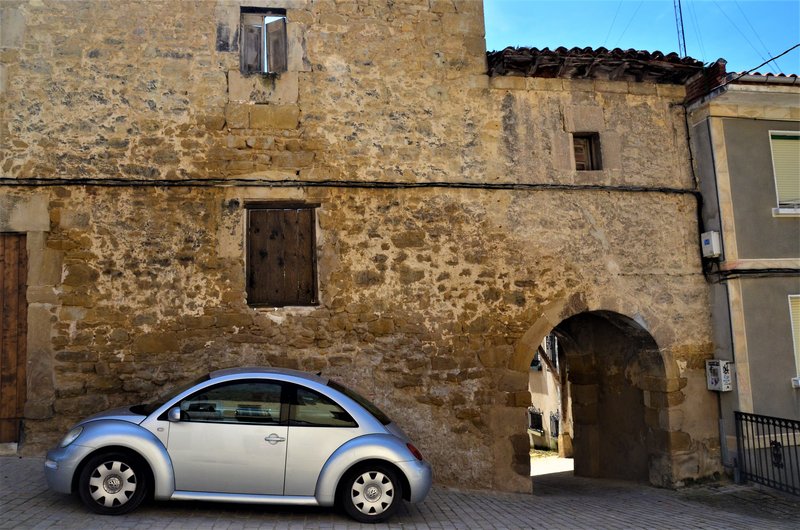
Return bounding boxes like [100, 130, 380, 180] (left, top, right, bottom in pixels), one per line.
[240, 7, 288, 75]
[528, 408, 544, 432]
[246, 203, 318, 307]
[770, 132, 800, 211]
[573, 132, 602, 171]
[550, 413, 560, 438]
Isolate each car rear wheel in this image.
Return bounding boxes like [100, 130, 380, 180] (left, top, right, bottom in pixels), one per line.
[77, 451, 148, 515]
[340, 463, 403, 523]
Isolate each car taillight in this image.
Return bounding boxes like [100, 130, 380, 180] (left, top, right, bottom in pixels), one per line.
[406, 442, 424, 461]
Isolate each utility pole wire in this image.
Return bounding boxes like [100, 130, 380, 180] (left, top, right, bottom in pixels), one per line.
[712, 0, 778, 73]
[613, 1, 644, 49]
[714, 42, 800, 92]
[687, 1, 707, 62]
[739, 43, 800, 76]
[734, 0, 783, 73]
[603, 1, 624, 48]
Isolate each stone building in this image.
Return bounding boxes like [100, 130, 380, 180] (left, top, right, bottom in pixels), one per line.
[1, 0, 721, 491]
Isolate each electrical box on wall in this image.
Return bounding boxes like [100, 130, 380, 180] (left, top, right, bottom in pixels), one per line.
[706, 360, 733, 392]
[701, 231, 721, 258]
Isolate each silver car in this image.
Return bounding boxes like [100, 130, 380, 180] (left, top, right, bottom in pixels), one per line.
[44, 367, 432, 523]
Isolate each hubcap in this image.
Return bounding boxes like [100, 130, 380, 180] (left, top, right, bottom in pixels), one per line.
[88, 460, 137, 507]
[365, 485, 381, 501]
[105, 475, 122, 493]
[350, 471, 394, 516]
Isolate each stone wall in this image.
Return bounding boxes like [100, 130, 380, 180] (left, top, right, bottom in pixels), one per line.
[1, 0, 719, 490]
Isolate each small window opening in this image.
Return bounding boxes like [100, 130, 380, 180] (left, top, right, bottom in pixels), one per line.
[550, 412, 560, 438]
[240, 7, 288, 75]
[528, 407, 544, 432]
[573, 133, 602, 171]
[530, 351, 542, 371]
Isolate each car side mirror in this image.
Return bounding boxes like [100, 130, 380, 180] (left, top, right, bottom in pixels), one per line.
[168, 407, 182, 422]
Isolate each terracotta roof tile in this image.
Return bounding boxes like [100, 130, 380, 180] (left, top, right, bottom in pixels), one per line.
[745, 72, 798, 78]
[487, 46, 706, 84]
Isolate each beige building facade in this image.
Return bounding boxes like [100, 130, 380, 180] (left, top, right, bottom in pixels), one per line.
[688, 75, 800, 464]
[2, 0, 721, 491]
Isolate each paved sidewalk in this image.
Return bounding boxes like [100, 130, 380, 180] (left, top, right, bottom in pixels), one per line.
[1, 456, 798, 529]
[530, 455, 574, 477]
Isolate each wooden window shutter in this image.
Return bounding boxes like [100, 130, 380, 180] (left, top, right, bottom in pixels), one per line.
[240, 14, 263, 74]
[771, 134, 800, 208]
[573, 137, 591, 170]
[248, 207, 316, 307]
[573, 133, 602, 171]
[266, 17, 288, 74]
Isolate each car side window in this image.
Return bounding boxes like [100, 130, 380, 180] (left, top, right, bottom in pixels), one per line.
[180, 381, 282, 425]
[290, 386, 357, 427]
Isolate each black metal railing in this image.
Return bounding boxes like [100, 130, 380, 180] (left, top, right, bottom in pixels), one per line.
[735, 411, 800, 496]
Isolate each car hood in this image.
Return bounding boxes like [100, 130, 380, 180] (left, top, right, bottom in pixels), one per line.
[77, 405, 147, 425]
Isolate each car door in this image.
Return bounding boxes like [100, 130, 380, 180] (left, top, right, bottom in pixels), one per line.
[166, 379, 288, 495]
[283, 384, 361, 496]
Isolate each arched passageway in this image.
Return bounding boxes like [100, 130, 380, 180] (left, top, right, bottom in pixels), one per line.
[526, 310, 671, 484]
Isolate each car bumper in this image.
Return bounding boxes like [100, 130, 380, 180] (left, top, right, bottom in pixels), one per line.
[397, 459, 432, 503]
[44, 444, 95, 494]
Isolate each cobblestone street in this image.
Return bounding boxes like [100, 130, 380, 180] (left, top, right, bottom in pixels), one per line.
[1, 457, 798, 529]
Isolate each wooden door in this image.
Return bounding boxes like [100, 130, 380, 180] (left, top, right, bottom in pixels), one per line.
[0, 234, 27, 443]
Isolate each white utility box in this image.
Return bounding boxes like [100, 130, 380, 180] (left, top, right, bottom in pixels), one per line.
[701, 231, 721, 258]
[706, 360, 733, 392]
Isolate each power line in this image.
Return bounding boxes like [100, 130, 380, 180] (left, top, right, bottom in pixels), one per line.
[740, 42, 800, 75]
[0, 177, 699, 196]
[603, 1, 624, 48]
[613, 1, 644, 49]
[734, 0, 783, 73]
[687, 1, 707, 62]
[713, 0, 778, 73]
[715, 42, 800, 91]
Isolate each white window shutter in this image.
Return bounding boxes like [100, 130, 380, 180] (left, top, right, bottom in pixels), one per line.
[790, 296, 800, 376]
[771, 134, 800, 208]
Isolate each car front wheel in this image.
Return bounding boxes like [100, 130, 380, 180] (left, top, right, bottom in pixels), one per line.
[340, 463, 403, 523]
[77, 451, 148, 515]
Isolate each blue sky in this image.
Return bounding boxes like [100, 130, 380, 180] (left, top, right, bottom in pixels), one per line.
[484, 1, 800, 74]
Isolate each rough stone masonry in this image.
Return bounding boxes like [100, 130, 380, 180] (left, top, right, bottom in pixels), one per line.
[0, 0, 719, 491]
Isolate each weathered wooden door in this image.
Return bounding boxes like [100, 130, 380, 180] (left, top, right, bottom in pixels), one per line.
[0, 234, 27, 443]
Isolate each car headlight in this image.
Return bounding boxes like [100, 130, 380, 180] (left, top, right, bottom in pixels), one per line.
[59, 426, 83, 447]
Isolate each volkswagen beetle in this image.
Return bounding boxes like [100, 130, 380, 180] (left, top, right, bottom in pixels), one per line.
[44, 367, 432, 523]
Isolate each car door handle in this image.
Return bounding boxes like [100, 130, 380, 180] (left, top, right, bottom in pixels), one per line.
[264, 433, 286, 445]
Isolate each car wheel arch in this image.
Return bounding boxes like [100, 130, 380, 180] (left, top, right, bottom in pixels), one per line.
[336, 460, 407, 523]
[314, 434, 415, 506]
[335, 458, 411, 503]
[67, 420, 176, 500]
[72, 445, 154, 498]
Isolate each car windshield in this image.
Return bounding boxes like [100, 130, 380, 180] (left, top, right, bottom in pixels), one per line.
[327, 379, 392, 425]
[130, 373, 210, 415]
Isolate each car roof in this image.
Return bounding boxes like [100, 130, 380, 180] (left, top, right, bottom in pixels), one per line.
[209, 366, 329, 385]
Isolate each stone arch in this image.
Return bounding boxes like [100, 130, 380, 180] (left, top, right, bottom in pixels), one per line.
[499, 295, 685, 489]
[553, 311, 669, 482]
